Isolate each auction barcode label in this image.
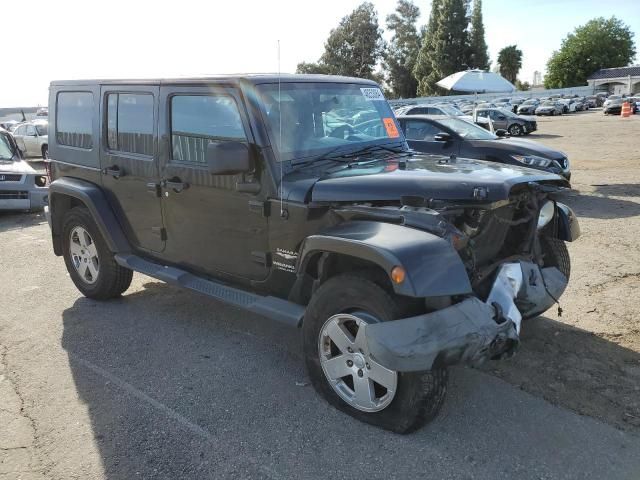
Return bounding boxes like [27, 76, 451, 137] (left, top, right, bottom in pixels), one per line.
[360, 88, 385, 101]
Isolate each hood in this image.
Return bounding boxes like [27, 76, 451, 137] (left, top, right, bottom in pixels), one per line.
[0, 158, 37, 174]
[282, 154, 568, 204]
[517, 115, 536, 122]
[536, 105, 555, 111]
[469, 137, 565, 161]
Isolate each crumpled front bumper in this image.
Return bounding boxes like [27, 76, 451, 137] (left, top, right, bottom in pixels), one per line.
[363, 261, 568, 372]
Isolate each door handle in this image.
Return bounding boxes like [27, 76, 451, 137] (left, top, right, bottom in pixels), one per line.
[103, 165, 122, 179]
[163, 177, 189, 193]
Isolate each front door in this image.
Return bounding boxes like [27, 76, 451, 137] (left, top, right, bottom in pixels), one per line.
[99, 85, 165, 253]
[157, 85, 270, 281]
[402, 119, 459, 156]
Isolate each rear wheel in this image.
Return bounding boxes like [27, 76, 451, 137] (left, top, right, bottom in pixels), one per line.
[62, 207, 133, 299]
[303, 274, 448, 434]
[41, 145, 48, 160]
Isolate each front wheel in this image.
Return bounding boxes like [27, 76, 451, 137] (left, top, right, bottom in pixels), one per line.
[508, 124, 523, 136]
[62, 206, 133, 299]
[302, 274, 448, 433]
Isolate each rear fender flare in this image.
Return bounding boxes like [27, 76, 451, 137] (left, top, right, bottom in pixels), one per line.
[49, 177, 131, 255]
[297, 221, 472, 298]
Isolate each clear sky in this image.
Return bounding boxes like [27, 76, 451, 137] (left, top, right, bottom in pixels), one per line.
[1, 0, 638, 107]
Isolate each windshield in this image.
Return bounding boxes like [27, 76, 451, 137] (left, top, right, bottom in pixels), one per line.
[437, 117, 497, 140]
[256, 83, 403, 162]
[0, 134, 15, 160]
[541, 101, 556, 106]
[36, 124, 48, 136]
[437, 105, 464, 116]
[498, 108, 517, 118]
[522, 100, 537, 105]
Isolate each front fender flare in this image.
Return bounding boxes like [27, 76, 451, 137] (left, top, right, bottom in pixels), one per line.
[297, 221, 472, 298]
[49, 177, 131, 255]
[555, 202, 580, 241]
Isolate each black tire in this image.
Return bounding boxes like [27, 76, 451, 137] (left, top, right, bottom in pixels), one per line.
[508, 124, 523, 136]
[540, 236, 571, 280]
[41, 144, 48, 160]
[303, 274, 448, 434]
[62, 206, 132, 299]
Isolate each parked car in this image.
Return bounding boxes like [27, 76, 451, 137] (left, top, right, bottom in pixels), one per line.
[12, 120, 48, 159]
[395, 103, 490, 128]
[535, 101, 563, 116]
[603, 95, 625, 109]
[604, 98, 638, 115]
[556, 99, 576, 113]
[45, 74, 579, 433]
[36, 107, 48, 117]
[517, 99, 539, 115]
[398, 115, 570, 180]
[0, 128, 49, 211]
[474, 108, 537, 135]
[585, 96, 601, 108]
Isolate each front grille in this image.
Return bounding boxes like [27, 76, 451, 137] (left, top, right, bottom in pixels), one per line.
[0, 190, 28, 199]
[0, 174, 22, 182]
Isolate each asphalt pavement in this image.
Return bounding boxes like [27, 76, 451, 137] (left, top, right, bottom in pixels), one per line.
[1, 213, 639, 480]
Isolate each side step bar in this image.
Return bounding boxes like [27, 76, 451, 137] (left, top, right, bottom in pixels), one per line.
[115, 254, 305, 327]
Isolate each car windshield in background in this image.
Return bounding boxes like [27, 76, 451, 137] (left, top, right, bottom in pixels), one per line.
[522, 100, 537, 105]
[498, 108, 518, 118]
[438, 105, 464, 116]
[256, 83, 402, 162]
[437, 117, 497, 140]
[541, 101, 556, 107]
[36, 124, 48, 136]
[0, 134, 14, 160]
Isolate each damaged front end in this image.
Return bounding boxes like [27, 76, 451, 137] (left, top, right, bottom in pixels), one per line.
[363, 260, 568, 372]
[338, 183, 577, 372]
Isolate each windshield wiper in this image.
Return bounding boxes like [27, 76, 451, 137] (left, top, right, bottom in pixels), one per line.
[290, 143, 407, 170]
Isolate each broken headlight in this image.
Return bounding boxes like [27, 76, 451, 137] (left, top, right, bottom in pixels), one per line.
[537, 200, 555, 229]
[511, 154, 552, 168]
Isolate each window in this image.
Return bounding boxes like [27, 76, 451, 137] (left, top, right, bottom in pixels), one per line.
[170, 95, 246, 164]
[14, 125, 26, 136]
[404, 120, 441, 141]
[56, 92, 93, 149]
[26, 125, 36, 136]
[105, 93, 154, 156]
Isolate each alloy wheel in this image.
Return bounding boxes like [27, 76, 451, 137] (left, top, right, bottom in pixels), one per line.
[318, 313, 397, 412]
[69, 226, 100, 284]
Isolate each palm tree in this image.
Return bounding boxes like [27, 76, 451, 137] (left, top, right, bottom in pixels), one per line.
[497, 45, 523, 84]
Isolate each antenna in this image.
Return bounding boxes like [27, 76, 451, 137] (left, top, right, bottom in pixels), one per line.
[278, 40, 284, 217]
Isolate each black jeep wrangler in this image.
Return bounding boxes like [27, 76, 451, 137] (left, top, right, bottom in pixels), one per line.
[46, 75, 579, 433]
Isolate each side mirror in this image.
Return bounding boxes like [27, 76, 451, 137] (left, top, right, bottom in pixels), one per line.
[495, 129, 508, 137]
[434, 132, 451, 142]
[206, 141, 250, 175]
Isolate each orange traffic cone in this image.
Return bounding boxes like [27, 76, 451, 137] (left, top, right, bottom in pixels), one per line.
[621, 101, 631, 117]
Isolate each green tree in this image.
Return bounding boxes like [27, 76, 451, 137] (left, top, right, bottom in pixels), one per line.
[515, 79, 530, 91]
[413, 0, 469, 96]
[467, 0, 490, 70]
[497, 45, 522, 84]
[383, 0, 421, 98]
[295, 2, 385, 80]
[544, 17, 636, 89]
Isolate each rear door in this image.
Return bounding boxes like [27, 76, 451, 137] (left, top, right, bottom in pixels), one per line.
[99, 85, 165, 253]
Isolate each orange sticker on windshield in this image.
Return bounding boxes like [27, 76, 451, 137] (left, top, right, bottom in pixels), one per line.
[383, 118, 400, 138]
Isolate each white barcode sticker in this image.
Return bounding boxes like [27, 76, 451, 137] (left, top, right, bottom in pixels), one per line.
[360, 87, 385, 101]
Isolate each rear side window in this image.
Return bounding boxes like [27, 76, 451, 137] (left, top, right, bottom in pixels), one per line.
[56, 92, 94, 149]
[171, 95, 246, 164]
[106, 93, 154, 156]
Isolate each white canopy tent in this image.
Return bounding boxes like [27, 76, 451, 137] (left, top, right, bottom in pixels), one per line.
[436, 70, 516, 133]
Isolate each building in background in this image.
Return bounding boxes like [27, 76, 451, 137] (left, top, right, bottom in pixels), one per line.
[587, 66, 640, 95]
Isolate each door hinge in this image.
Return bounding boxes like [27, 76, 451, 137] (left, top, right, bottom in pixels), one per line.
[151, 227, 167, 241]
[251, 251, 271, 266]
[248, 200, 270, 217]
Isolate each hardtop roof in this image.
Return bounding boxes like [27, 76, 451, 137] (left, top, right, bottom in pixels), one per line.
[50, 74, 379, 87]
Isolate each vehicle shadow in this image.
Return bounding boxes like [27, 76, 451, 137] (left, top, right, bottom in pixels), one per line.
[527, 133, 563, 139]
[60, 280, 640, 479]
[557, 190, 640, 219]
[590, 183, 640, 198]
[0, 211, 47, 233]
